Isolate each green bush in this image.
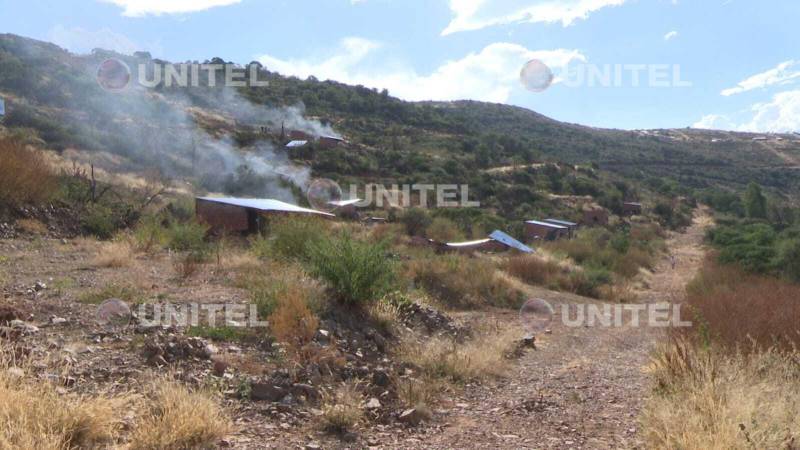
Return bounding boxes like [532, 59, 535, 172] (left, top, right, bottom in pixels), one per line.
[309, 233, 396, 305]
[400, 208, 432, 237]
[168, 221, 209, 253]
[263, 216, 329, 262]
[133, 214, 168, 252]
[81, 204, 119, 239]
[570, 267, 612, 298]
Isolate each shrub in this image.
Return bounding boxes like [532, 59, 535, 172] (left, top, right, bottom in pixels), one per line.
[262, 216, 329, 262]
[268, 284, 320, 351]
[319, 383, 363, 433]
[167, 220, 209, 253]
[187, 325, 255, 343]
[129, 381, 230, 450]
[309, 233, 396, 305]
[133, 215, 168, 253]
[0, 137, 57, 208]
[91, 240, 133, 268]
[81, 204, 119, 239]
[400, 208, 432, 236]
[504, 254, 567, 287]
[409, 254, 523, 309]
[237, 262, 324, 318]
[426, 217, 464, 242]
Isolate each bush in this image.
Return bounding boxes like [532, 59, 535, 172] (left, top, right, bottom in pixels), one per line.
[503, 254, 567, 288]
[167, 220, 209, 253]
[237, 262, 324, 318]
[268, 284, 320, 351]
[81, 204, 119, 239]
[133, 215, 168, 253]
[309, 233, 396, 305]
[400, 208, 432, 236]
[409, 254, 523, 309]
[426, 217, 464, 242]
[262, 216, 329, 262]
[0, 137, 57, 209]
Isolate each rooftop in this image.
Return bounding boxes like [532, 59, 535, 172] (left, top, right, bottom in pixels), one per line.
[196, 197, 334, 217]
[544, 218, 578, 227]
[489, 230, 534, 253]
[526, 220, 568, 229]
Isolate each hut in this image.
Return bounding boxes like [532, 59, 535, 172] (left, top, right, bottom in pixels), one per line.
[622, 202, 643, 216]
[543, 219, 578, 238]
[582, 207, 609, 226]
[195, 197, 333, 234]
[318, 135, 345, 149]
[525, 220, 569, 242]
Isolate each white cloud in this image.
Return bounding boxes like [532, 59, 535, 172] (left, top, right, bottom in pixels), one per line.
[663, 30, 678, 41]
[258, 38, 585, 103]
[48, 25, 141, 55]
[694, 90, 800, 133]
[99, 0, 241, 17]
[721, 60, 800, 96]
[441, 0, 627, 35]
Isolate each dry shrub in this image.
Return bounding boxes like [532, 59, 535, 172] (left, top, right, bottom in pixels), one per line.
[598, 281, 638, 303]
[0, 353, 126, 449]
[268, 284, 320, 353]
[396, 376, 440, 417]
[426, 217, 465, 242]
[16, 218, 48, 235]
[0, 137, 57, 208]
[408, 254, 523, 309]
[91, 240, 133, 268]
[173, 252, 205, 281]
[399, 327, 519, 383]
[684, 259, 800, 351]
[319, 383, 364, 433]
[238, 261, 324, 319]
[642, 339, 800, 449]
[504, 254, 569, 288]
[129, 381, 231, 450]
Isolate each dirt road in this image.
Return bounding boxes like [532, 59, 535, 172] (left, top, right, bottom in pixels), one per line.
[404, 209, 712, 449]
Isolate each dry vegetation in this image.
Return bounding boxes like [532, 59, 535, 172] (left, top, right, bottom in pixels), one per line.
[0, 137, 57, 208]
[91, 240, 134, 268]
[642, 339, 800, 449]
[318, 382, 364, 433]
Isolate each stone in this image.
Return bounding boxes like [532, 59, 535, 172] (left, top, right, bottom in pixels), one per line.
[50, 317, 68, 325]
[34, 281, 47, 291]
[399, 408, 425, 426]
[202, 344, 218, 359]
[212, 359, 228, 376]
[290, 383, 319, 400]
[305, 443, 322, 450]
[365, 398, 381, 409]
[250, 383, 288, 402]
[372, 369, 390, 387]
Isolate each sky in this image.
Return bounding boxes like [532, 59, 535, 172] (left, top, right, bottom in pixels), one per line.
[1, 0, 799, 132]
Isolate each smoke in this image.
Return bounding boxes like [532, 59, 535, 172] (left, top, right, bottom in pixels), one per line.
[19, 42, 333, 202]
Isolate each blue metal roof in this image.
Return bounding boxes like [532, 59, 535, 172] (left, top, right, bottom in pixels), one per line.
[286, 140, 308, 148]
[489, 230, 534, 253]
[0, 98, 5, 117]
[196, 197, 334, 217]
[526, 220, 568, 229]
[544, 218, 578, 227]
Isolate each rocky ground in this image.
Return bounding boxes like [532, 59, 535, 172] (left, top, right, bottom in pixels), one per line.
[0, 209, 710, 449]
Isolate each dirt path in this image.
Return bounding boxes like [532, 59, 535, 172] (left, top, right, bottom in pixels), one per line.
[401, 208, 712, 449]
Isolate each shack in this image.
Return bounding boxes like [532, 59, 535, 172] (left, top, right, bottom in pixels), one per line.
[622, 202, 643, 216]
[525, 220, 569, 241]
[328, 198, 362, 219]
[543, 219, 578, 238]
[285, 140, 308, 149]
[582, 207, 609, 226]
[319, 135, 345, 149]
[196, 197, 334, 234]
[433, 230, 534, 254]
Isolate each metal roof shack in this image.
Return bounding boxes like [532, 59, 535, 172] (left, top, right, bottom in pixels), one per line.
[196, 197, 334, 234]
[285, 140, 308, 149]
[435, 230, 534, 254]
[318, 135, 345, 149]
[622, 202, 643, 216]
[525, 220, 569, 241]
[488, 230, 534, 253]
[328, 198, 363, 219]
[543, 219, 578, 238]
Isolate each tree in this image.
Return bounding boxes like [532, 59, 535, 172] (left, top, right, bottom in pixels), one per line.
[743, 182, 767, 219]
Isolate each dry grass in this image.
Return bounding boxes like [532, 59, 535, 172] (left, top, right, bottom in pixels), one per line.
[396, 375, 440, 418]
[318, 383, 364, 433]
[398, 327, 519, 383]
[16, 218, 48, 235]
[642, 339, 800, 449]
[91, 240, 133, 268]
[268, 284, 320, 354]
[128, 381, 231, 450]
[407, 254, 524, 309]
[0, 353, 126, 449]
[504, 254, 570, 288]
[0, 137, 57, 208]
[684, 259, 800, 350]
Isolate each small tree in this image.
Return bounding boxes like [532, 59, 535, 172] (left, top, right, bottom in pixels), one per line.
[743, 182, 767, 219]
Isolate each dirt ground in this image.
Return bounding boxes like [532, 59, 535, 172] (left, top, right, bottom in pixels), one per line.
[0, 208, 711, 449]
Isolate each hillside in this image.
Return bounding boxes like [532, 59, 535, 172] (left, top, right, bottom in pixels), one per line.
[2, 32, 800, 214]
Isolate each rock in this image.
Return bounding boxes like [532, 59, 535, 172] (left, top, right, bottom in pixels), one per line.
[227, 345, 241, 353]
[365, 398, 381, 409]
[305, 443, 322, 450]
[203, 344, 219, 358]
[50, 317, 68, 325]
[10, 320, 39, 335]
[250, 383, 288, 402]
[521, 335, 536, 348]
[290, 383, 319, 401]
[212, 359, 228, 376]
[399, 408, 426, 426]
[34, 281, 47, 292]
[372, 369, 390, 387]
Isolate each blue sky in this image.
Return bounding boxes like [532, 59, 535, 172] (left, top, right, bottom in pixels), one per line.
[2, 0, 799, 132]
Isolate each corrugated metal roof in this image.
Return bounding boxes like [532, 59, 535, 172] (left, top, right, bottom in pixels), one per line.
[0, 98, 5, 117]
[544, 218, 578, 227]
[489, 230, 534, 253]
[196, 197, 335, 217]
[623, 202, 642, 206]
[445, 238, 493, 248]
[328, 199, 362, 207]
[286, 140, 308, 148]
[526, 220, 568, 229]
